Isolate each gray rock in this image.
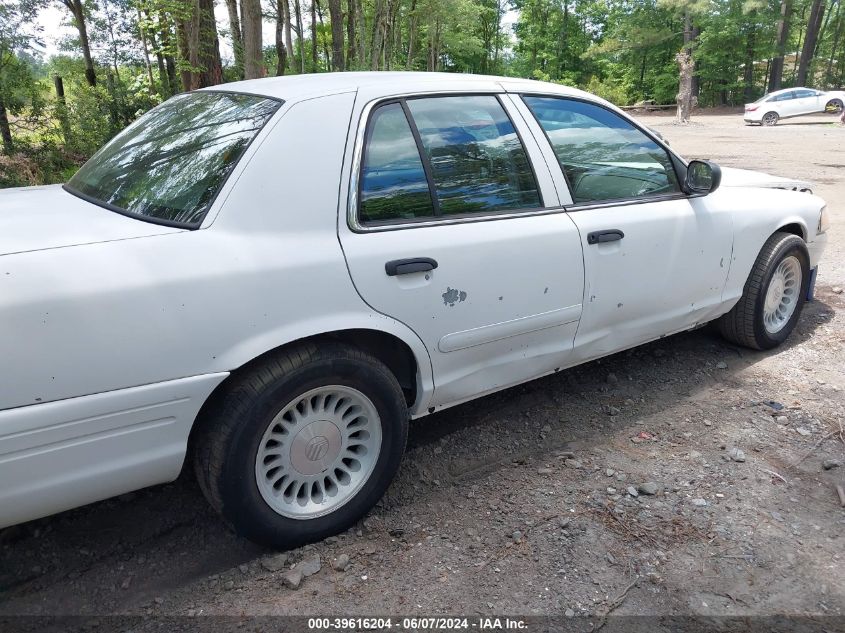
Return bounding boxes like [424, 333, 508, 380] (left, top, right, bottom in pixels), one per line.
[691, 498, 707, 507]
[728, 447, 746, 462]
[282, 569, 303, 589]
[331, 554, 350, 572]
[606, 373, 619, 385]
[626, 486, 639, 497]
[565, 459, 583, 469]
[608, 406, 621, 416]
[295, 554, 322, 577]
[823, 459, 841, 470]
[638, 482, 659, 495]
[261, 553, 289, 572]
[715, 361, 728, 369]
[565, 609, 575, 618]
[775, 415, 788, 424]
[537, 467, 554, 475]
[511, 530, 523, 544]
[606, 468, 616, 477]
[223, 580, 235, 591]
[832, 286, 843, 294]
[796, 427, 812, 436]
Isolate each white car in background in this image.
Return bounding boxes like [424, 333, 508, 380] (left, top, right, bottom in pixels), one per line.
[0, 73, 829, 550]
[745, 87, 845, 125]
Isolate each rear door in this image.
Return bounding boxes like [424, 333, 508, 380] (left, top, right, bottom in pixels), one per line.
[339, 91, 585, 409]
[518, 94, 733, 362]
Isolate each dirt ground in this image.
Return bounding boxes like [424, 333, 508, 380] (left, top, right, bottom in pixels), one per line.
[1, 111, 844, 626]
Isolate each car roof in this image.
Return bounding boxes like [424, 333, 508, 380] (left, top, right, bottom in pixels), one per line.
[200, 71, 590, 103]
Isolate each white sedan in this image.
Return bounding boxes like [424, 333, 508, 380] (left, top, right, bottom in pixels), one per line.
[744, 86, 845, 125]
[0, 73, 829, 549]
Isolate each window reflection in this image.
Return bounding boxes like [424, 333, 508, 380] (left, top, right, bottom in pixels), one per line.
[523, 96, 679, 204]
[359, 103, 434, 223]
[67, 92, 281, 226]
[406, 96, 541, 215]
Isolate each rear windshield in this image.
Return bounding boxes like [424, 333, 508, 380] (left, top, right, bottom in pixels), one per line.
[66, 92, 282, 227]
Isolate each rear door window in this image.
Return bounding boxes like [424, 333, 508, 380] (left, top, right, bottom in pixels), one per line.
[358, 95, 541, 225]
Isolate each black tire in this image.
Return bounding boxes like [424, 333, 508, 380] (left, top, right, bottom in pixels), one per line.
[193, 341, 408, 549]
[762, 111, 779, 126]
[717, 232, 810, 350]
[825, 98, 843, 113]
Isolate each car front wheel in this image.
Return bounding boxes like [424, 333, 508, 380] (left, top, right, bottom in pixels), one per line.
[193, 342, 409, 549]
[761, 111, 779, 126]
[717, 231, 810, 350]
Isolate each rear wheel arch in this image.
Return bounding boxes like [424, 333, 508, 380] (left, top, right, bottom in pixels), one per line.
[188, 328, 422, 451]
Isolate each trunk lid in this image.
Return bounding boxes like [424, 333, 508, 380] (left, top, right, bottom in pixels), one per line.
[0, 185, 182, 257]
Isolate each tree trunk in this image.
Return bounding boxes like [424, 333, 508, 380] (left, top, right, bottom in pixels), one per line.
[406, 0, 416, 69]
[327, 0, 344, 70]
[310, 0, 318, 71]
[188, 0, 224, 89]
[225, 0, 245, 78]
[293, 0, 306, 72]
[241, 0, 265, 78]
[676, 49, 694, 123]
[176, 17, 192, 91]
[797, 0, 825, 86]
[62, 0, 97, 86]
[768, 0, 792, 92]
[0, 97, 12, 154]
[283, 0, 293, 61]
[346, 0, 356, 68]
[371, 0, 385, 69]
[276, 0, 288, 74]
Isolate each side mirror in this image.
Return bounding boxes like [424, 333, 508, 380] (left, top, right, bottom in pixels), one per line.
[684, 160, 721, 195]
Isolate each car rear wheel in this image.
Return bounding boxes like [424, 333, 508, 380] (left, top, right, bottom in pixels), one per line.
[761, 111, 779, 126]
[717, 232, 810, 350]
[825, 98, 843, 113]
[193, 342, 408, 549]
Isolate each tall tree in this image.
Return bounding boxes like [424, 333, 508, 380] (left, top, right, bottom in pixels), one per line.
[241, 0, 264, 78]
[187, 0, 223, 88]
[797, 0, 826, 85]
[224, 0, 244, 77]
[328, 0, 344, 70]
[768, 0, 792, 91]
[276, 0, 288, 74]
[58, 0, 97, 86]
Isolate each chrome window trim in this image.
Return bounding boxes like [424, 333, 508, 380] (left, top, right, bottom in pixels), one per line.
[347, 90, 553, 234]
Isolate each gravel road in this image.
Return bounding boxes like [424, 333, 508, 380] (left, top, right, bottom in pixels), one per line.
[1, 111, 843, 624]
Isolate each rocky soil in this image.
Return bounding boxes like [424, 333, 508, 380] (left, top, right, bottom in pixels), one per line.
[1, 111, 844, 625]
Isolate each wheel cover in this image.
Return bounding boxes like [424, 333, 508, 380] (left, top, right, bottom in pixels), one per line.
[763, 112, 778, 125]
[255, 385, 382, 520]
[763, 255, 802, 334]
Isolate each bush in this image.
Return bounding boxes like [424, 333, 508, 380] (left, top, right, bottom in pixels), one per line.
[584, 76, 630, 106]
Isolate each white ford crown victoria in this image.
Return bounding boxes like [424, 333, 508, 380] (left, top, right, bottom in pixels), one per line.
[0, 73, 829, 548]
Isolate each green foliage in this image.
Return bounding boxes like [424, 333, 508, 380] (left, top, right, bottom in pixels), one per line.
[5, 0, 845, 187]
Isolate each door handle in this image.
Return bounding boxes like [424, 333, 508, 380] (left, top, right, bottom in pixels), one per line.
[385, 257, 439, 276]
[587, 229, 625, 245]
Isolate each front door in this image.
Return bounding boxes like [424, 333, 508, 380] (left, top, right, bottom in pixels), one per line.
[519, 94, 733, 361]
[339, 92, 585, 409]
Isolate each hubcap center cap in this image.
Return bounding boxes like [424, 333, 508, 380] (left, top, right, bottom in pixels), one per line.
[290, 420, 342, 475]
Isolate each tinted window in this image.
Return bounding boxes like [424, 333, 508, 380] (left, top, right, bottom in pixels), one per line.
[523, 96, 680, 204]
[405, 96, 541, 215]
[774, 91, 797, 101]
[67, 92, 281, 226]
[795, 89, 816, 98]
[359, 103, 435, 223]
